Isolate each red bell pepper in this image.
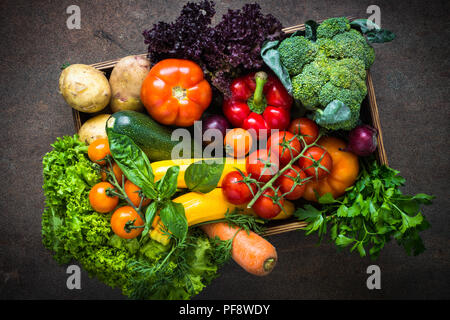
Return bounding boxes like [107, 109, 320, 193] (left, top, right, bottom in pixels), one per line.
[223, 71, 293, 138]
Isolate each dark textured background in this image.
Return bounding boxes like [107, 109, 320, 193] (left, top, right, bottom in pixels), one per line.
[0, 0, 449, 300]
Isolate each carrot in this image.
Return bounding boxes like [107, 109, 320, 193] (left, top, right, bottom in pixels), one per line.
[200, 222, 277, 276]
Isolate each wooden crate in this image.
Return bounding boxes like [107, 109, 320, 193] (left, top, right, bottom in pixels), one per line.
[72, 20, 388, 236]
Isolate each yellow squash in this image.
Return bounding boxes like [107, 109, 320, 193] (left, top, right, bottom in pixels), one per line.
[150, 188, 295, 245]
[151, 157, 246, 189]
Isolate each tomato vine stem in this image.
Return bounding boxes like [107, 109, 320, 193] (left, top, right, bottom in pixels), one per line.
[246, 133, 323, 209]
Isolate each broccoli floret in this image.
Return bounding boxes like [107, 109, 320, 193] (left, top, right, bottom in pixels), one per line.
[316, 38, 342, 58]
[280, 17, 377, 131]
[328, 58, 366, 89]
[316, 58, 367, 130]
[316, 17, 350, 39]
[292, 59, 328, 108]
[278, 36, 318, 76]
[332, 29, 375, 69]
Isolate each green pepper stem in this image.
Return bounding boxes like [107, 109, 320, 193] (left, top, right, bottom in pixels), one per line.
[252, 71, 268, 107]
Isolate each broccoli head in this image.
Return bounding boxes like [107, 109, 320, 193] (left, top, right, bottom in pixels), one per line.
[316, 17, 350, 39]
[331, 29, 375, 69]
[278, 36, 318, 76]
[278, 17, 376, 130]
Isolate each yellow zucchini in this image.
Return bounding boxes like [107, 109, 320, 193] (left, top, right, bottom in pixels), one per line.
[150, 216, 171, 246]
[150, 188, 295, 245]
[151, 157, 246, 189]
[173, 188, 295, 226]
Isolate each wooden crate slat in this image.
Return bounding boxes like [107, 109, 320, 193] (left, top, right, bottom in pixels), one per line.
[73, 20, 388, 235]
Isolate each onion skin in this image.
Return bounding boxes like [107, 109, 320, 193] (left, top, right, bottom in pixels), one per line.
[202, 114, 231, 146]
[346, 125, 378, 156]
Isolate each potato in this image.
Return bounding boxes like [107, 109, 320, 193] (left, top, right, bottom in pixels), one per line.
[59, 64, 111, 113]
[109, 55, 151, 113]
[78, 113, 111, 144]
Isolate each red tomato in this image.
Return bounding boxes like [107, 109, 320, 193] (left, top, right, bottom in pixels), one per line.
[288, 118, 319, 147]
[89, 182, 119, 213]
[245, 149, 280, 183]
[275, 165, 308, 200]
[298, 146, 333, 180]
[252, 189, 284, 219]
[222, 171, 256, 205]
[267, 130, 301, 166]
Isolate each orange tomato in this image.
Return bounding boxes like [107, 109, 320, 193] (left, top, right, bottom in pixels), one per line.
[224, 128, 253, 158]
[124, 180, 151, 207]
[110, 206, 144, 239]
[88, 138, 110, 165]
[101, 162, 124, 183]
[89, 182, 119, 213]
[140, 59, 212, 127]
[303, 137, 359, 201]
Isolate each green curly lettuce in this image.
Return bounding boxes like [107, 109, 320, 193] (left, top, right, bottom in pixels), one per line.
[41, 135, 223, 300]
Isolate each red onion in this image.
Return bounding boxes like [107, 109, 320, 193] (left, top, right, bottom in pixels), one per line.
[202, 114, 231, 145]
[346, 124, 378, 156]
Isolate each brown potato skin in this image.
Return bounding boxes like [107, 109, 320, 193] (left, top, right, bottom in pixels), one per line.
[109, 56, 151, 113]
[78, 114, 111, 145]
[59, 64, 111, 113]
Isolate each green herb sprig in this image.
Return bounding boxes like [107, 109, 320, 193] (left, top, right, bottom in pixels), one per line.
[294, 157, 434, 259]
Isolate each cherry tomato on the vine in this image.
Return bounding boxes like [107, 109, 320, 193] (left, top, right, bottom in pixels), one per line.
[298, 146, 333, 180]
[224, 128, 253, 159]
[222, 171, 257, 205]
[275, 165, 308, 200]
[124, 180, 152, 207]
[245, 149, 279, 183]
[267, 130, 301, 166]
[252, 188, 284, 219]
[101, 162, 124, 184]
[110, 206, 144, 239]
[288, 118, 319, 147]
[88, 138, 111, 165]
[89, 182, 119, 213]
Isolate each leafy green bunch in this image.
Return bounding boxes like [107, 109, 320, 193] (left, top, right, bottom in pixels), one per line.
[294, 158, 433, 259]
[41, 134, 267, 300]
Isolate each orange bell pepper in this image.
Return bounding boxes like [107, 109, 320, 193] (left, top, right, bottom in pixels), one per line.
[303, 136, 359, 202]
[140, 59, 212, 127]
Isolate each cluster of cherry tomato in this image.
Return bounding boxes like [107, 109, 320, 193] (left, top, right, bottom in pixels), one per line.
[87, 138, 149, 239]
[221, 118, 333, 219]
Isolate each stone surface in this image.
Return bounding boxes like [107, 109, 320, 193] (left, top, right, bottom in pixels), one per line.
[0, 0, 449, 300]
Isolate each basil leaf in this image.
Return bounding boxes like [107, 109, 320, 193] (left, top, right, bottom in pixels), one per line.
[107, 130, 157, 199]
[156, 165, 180, 200]
[314, 100, 351, 125]
[261, 40, 293, 95]
[142, 201, 158, 238]
[350, 19, 396, 43]
[184, 159, 225, 193]
[159, 201, 187, 241]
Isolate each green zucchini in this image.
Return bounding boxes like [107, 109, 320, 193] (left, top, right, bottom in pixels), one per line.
[106, 110, 199, 161]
